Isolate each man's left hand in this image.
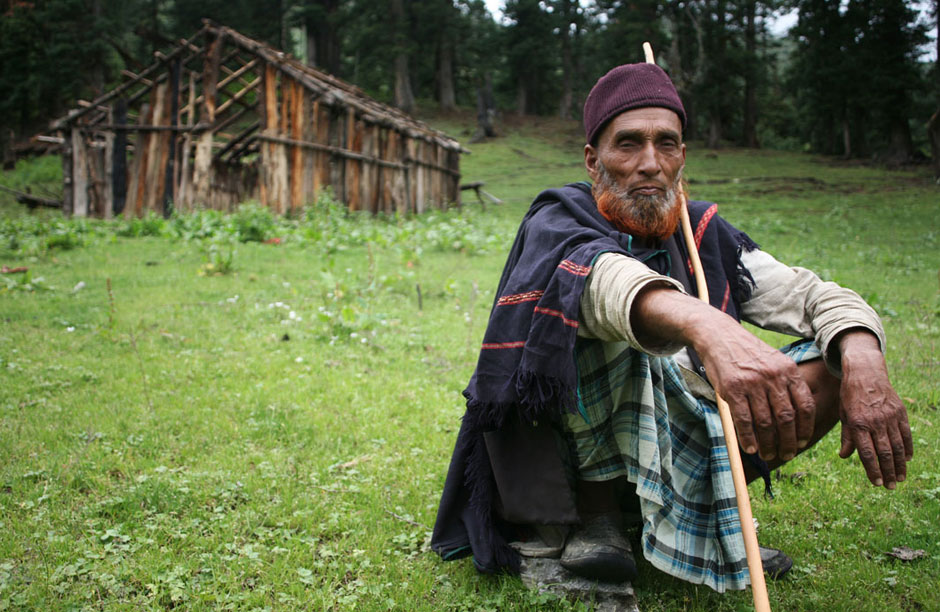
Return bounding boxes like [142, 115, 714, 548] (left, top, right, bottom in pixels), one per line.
[837, 331, 913, 489]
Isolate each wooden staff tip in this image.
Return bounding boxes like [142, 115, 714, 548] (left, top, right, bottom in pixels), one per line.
[643, 42, 655, 64]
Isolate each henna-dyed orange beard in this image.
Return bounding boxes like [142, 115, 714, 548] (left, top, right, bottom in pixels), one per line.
[592, 162, 683, 242]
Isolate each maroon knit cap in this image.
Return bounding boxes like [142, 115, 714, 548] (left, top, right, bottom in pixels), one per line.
[583, 63, 686, 145]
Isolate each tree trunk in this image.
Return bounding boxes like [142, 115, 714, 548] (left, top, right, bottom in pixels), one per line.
[437, 37, 456, 111]
[91, 0, 105, 97]
[885, 117, 913, 165]
[709, 0, 726, 149]
[742, 0, 759, 148]
[929, 111, 940, 182]
[557, 0, 574, 119]
[472, 74, 497, 142]
[707, 120, 722, 149]
[150, 0, 160, 57]
[572, 13, 585, 115]
[667, 2, 706, 140]
[516, 80, 527, 116]
[933, 0, 940, 180]
[305, 0, 341, 76]
[394, 54, 415, 114]
[391, 0, 414, 114]
[842, 116, 852, 159]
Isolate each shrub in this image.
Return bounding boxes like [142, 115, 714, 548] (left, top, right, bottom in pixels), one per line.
[231, 203, 276, 242]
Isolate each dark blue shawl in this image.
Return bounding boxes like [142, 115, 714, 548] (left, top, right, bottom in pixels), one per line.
[431, 183, 759, 573]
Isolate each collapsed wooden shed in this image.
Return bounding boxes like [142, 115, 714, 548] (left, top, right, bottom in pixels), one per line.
[49, 21, 464, 218]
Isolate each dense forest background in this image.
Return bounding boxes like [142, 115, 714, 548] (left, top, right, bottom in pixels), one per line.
[1, 0, 938, 165]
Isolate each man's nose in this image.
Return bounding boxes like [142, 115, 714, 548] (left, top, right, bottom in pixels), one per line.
[636, 142, 660, 176]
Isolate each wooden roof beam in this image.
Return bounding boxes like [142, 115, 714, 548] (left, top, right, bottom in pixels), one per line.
[192, 58, 258, 108]
[211, 105, 252, 138]
[215, 120, 260, 162]
[121, 70, 154, 86]
[214, 76, 260, 118]
[50, 24, 209, 130]
[202, 21, 464, 151]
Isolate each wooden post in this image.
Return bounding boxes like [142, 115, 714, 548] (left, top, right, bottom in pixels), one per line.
[395, 132, 407, 215]
[346, 108, 362, 212]
[289, 79, 304, 214]
[162, 58, 181, 217]
[276, 75, 289, 215]
[102, 107, 115, 218]
[125, 103, 148, 218]
[61, 131, 73, 216]
[313, 100, 330, 201]
[302, 93, 315, 205]
[376, 127, 387, 213]
[194, 32, 222, 209]
[405, 138, 416, 213]
[448, 148, 460, 209]
[361, 123, 376, 213]
[258, 64, 272, 209]
[144, 82, 168, 214]
[112, 99, 128, 216]
[177, 71, 196, 212]
[436, 145, 445, 210]
[412, 140, 423, 214]
[71, 127, 89, 218]
[85, 137, 103, 217]
[329, 106, 344, 204]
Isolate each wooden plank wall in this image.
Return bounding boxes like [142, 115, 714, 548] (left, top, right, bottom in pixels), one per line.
[62, 31, 461, 219]
[256, 69, 459, 216]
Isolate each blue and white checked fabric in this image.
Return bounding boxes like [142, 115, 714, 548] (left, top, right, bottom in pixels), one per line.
[565, 338, 821, 591]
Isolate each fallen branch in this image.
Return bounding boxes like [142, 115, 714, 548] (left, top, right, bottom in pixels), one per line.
[0, 183, 62, 209]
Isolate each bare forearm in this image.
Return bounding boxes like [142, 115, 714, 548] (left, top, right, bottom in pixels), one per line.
[631, 284, 816, 461]
[630, 284, 729, 352]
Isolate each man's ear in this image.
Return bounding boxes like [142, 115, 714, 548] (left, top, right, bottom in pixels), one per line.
[584, 144, 600, 182]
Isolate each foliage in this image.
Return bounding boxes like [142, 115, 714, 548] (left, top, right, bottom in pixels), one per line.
[787, 0, 929, 160]
[2, 1, 936, 164]
[0, 0, 117, 134]
[0, 214, 99, 256]
[0, 268, 53, 293]
[230, 202, 277, 243]
[115, 212, 167, 238]
[198, 239, 237, 276]
[0, 117, 938, 611]
[0, 189, 513, 261]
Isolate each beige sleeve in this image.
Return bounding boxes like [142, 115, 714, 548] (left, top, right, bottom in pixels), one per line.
[578, 252, 686, 355]
[739, 248, 886, 376]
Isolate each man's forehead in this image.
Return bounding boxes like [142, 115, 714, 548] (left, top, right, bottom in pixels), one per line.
[600, 107, 683, 141]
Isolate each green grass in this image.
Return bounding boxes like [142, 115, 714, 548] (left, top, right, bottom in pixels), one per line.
[1, 113, 938, 611]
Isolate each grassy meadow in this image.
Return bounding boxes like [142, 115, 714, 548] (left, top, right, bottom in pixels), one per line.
[1, 113, 938, 611]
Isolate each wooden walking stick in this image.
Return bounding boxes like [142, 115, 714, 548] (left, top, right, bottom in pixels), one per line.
[642, 42, 771, 612]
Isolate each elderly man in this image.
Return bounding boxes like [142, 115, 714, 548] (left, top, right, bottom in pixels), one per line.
[431, 63, 911, 592]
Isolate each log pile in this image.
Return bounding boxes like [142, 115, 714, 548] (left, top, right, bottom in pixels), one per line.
[48, 21, 464, 218]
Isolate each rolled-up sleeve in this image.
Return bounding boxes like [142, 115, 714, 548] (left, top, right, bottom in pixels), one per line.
[578, 252, 686, 355]
[740, 248, 886, 376]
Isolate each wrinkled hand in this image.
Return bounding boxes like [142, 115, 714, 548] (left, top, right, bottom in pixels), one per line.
[695, 321, 816, 463]
[837, 332, 912, 489]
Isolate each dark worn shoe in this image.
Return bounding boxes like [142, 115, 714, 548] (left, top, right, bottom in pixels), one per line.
[560, 514, 637, 583]
[760, 546, 793, 579]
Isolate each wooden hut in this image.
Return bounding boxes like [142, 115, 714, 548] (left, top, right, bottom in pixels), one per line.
[49, 22, 464, 218]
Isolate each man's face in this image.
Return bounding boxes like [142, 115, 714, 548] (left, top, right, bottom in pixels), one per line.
[584, 107, 686, 240]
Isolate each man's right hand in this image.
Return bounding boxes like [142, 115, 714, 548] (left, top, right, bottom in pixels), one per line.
[633, 286, 817, 462]
[690, 316, 817, 462]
